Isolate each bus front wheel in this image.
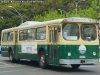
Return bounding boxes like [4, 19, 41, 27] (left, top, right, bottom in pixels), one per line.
[71, 64, 80, 69]
[39, 51, 47, 69]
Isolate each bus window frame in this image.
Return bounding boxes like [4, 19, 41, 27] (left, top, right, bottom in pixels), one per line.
[81, 24, 97, 41]
[27, 28, 36, 40]
[2, 31, 14, 42]
[62, 23, 80, 41]
[2, 32, 8, 42]
[7, 32, 13, 41]
[19, 26, 46, 41]
[36, 26, 46, 40]
[19, 29, 28, 41]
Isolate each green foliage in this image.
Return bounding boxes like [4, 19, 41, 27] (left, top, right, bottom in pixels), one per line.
[0, 0, 99, 29]
[34, 7, 98, 21]
[66, 8, 98, 19]
[34, 10, 66, 21]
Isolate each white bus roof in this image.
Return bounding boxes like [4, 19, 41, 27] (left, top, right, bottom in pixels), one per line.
[63, 17, 98, 23]
[19, 21, 42, 26]
[2, 17, 98, 32]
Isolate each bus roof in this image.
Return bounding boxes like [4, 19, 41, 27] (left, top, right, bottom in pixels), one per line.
[63, 17, 98, 23]
[2, 17, 98, 32]
[19, 21, 42, 26]
[2, 18, 63, 32]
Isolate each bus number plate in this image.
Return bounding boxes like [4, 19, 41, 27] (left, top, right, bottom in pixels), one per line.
[79, 56, 85, 58]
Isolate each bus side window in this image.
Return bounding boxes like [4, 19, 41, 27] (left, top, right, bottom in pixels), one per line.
[7, 32, 13, 41]
[19, 30, 27, 40]
[2, 33, 7, 42]
[27, 28, 35, 40]
[37, 27, 46, 40]
[19, 31, 23, 40]
[23, 30, 27, 40]
[32, 29, 35, 40]
[27, 29, 32, 40]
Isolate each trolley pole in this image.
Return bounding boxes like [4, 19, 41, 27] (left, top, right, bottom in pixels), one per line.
[52, 0, 56, 11]
[9, 6, 23, 23]
[72, 0, 85, 15]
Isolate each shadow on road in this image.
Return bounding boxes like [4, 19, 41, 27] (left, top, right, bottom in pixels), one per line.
[3, 59, 95, 72]
[45, 66, 95, 72]
[4, 59, 39, 67]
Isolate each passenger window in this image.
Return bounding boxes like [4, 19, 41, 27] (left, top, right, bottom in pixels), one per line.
[19, 30, 27, 40]
[7, 32, 13, 41]
[2, 32, 13, 42]
[2, 33, 7, 42]
[36, 27, 46, 40]
[27, 29, 35, 40]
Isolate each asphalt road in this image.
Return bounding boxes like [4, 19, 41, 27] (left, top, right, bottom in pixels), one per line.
[0, 55, 100, 75]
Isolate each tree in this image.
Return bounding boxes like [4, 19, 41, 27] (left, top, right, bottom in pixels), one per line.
[0, 0, 99, 30]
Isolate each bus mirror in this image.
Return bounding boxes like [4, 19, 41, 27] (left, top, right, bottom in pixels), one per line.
[57, 26, 61, 32]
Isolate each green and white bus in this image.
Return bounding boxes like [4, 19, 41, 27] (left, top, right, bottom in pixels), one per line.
[1, 17, 99, 69]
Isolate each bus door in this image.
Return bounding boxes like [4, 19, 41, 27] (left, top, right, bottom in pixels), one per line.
[14, 31, 18, 58]
[49, 26, 59, 65]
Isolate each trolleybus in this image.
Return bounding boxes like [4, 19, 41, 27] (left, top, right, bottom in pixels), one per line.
[1, 17, 99, 69]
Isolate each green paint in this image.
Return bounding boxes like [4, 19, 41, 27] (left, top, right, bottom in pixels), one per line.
[1, 44, 99, 65]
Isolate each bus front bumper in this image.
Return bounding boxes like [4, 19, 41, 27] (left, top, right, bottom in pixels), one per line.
[59, 59, 99, 65]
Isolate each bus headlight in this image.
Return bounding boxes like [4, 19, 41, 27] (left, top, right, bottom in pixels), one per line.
[93, 52, 96, 56]
[68, 52, 71, 56]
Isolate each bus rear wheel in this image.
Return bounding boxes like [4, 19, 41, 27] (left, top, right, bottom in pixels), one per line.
[39, 51, 47, 69]
[71, 64, 80, 69]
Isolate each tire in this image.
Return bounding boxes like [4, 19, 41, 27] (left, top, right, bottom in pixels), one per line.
[9, 51, 15, 62]
[39, 51, 47, 69]
[71, 64, 80, 69]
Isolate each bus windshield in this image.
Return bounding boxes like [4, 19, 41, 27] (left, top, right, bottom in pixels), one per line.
[62, 23, 79, 40]
[81, 24, 96, 40]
